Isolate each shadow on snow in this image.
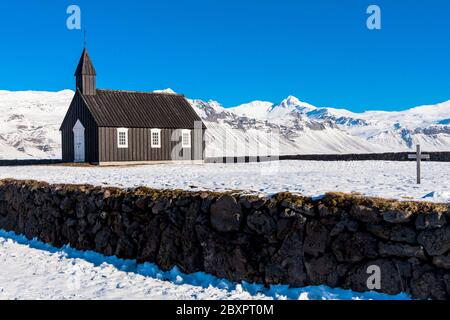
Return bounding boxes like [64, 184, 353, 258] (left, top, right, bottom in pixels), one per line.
[0, 229, 411, 300]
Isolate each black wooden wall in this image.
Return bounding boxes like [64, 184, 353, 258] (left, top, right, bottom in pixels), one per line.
[61, 92, 206, 164]
[61, 92, 99, 163]
[76, 75, 96, 96]
[98, 128, 205, 163]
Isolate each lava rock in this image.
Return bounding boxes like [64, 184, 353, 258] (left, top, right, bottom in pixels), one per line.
[174, 197, 190, 207]
[304, 221, 329, 257]
[282, 201, 315, 217]
[389, 225, 417, 244]
[121, 201, 135, 213]
[249, 198, 266, 210]
[59, 197, 73, 211]
[247, 211, 276, 236]
[305, 253, 340, 286]
[137, 217, 161, 263]
[383, 210, 413, 224]
[379, 242, 426, 260]
[276, 219, 293, 240]
[415, 212, 447, 230]
[350, 205, 381, 223]
[196, 225, 257, 283]
[210, 195, 242, 232]
[330, 222, 345, 237]
[66, 218, 77, 227]
[115, 236, 137, 260]
[298, 203, 316, 217]
[200, 196, 213, 214]
[432, 254, 450, 270]
[332, 232, 378, 263]
[265, 231, 307, 287]
[95, 229, 111, 251]
[156, 224, 181, 271]
[367, 223, 391, 240]
[418, 226, 450, 256]
[168, 208, 185, 228]
[444, 274, 450, 296]
[317, 204, 338, 217]
[345, 259, 409, 296]
[135, 197, 149, 210]
[331, 217, 359, 236]
[410, 271, 448, 300]
[152, 199, 168, 215]
[280, 208, 296, 218]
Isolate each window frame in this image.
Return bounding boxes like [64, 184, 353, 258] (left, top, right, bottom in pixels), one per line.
[117, 128, 129, 149]
[151, 129, 162, 148]
[182, 129, 191, 148]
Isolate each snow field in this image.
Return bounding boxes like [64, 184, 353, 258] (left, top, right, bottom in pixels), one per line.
[0, 160, 449, 202]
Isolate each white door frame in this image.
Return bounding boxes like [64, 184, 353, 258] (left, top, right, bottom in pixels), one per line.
[73, 120, 86, 163]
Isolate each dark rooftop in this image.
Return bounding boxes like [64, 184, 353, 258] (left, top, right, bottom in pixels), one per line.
[81, 89, 205, 129]
[75, 48, 96, 76]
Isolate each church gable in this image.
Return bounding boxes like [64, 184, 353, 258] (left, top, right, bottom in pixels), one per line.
[60, 48, 206, 164]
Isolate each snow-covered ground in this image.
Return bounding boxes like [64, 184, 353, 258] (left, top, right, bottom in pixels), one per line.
[1, 161, 440, 299]
[0, 160, 449, 202]
[0, 230, 410, 300]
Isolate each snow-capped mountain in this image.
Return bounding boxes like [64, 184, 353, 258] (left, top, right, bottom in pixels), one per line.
[0, 90, 73, 159]
[0, 89, 449, 159]
[188, 97, 382, 157]
[296, 100, 450, 151]
[189, 94, 450, 156]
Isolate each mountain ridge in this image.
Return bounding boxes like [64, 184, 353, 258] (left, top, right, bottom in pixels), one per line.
[0, 89, 449, 159]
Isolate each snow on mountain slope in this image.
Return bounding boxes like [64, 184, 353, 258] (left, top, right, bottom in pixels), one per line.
[227, 100, 274, 119]
[0, 90, 73, 159]
[348, 101, 450, 151]
[225, 96, 450, 153]
[228, 96, 317, 122]
[0, 89, 449, 159]
[189, 98, 384, 156]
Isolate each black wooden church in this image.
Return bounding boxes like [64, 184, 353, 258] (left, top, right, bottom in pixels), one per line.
[60, 49, 205, 165]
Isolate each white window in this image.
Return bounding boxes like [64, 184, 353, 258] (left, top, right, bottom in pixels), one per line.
[182, 129, 191, 148]
[117, 128, 129, 148]
[151, 129, 161, 148]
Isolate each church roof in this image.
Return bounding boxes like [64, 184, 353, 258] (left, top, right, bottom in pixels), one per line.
[80, 89, 205, 129]
[74, 48, 96, 76]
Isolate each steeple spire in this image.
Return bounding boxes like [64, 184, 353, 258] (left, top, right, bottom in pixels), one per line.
[75, 48, 96, 95]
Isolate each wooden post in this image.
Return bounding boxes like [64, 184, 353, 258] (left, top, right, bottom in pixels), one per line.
[408, 144, 430, 184]
[416, 144, 421, 184]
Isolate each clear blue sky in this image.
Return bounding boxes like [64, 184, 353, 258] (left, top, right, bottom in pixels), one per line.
[0, 0, 449, 111]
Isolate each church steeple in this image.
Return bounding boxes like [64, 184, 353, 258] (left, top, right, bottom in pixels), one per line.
[75, 48, 96, 95]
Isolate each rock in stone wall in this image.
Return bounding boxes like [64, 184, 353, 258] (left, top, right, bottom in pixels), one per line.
[0, 179, 449, 299]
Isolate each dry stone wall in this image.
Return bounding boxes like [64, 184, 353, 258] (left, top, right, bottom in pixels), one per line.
[0, 179, 449, 299]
